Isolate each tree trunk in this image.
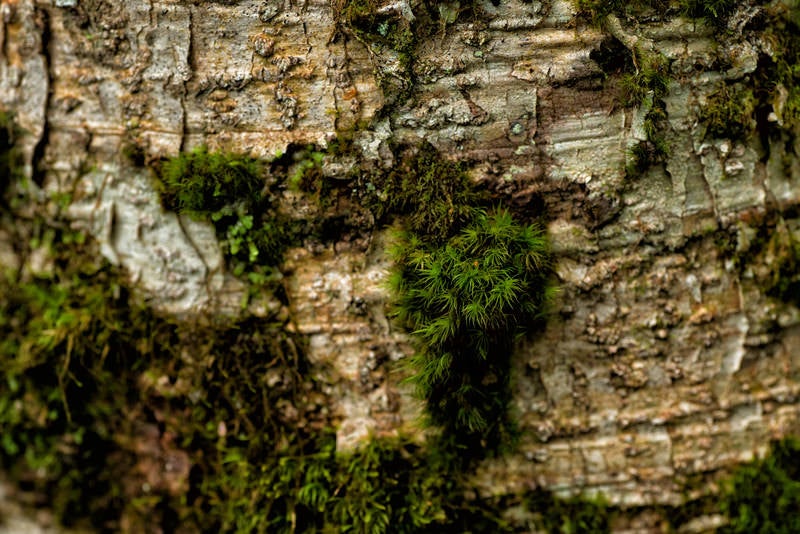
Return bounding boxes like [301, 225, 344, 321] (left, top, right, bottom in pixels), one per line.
[2, 0, 800, 530]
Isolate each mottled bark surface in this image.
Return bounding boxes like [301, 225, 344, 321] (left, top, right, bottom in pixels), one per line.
[2, 0, 800, 529]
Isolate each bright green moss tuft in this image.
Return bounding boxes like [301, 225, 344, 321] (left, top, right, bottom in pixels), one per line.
[390, 209, 553, 449]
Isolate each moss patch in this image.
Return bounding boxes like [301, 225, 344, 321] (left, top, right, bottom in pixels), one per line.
[720, 438, 800, 533]
[695, 2, 800, 144]
[370, 142, 556, 452]
[389, 210, 552, 450]
[358, 142, 487, 244]
[698, 83, 757, 141]
[622, 52, 672, 177]
[153, 144, 376, 283]
[576, 0, 735, 26]
[0, 228, 593, 533]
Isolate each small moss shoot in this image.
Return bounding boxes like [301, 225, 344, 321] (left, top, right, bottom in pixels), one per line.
[621, 52, 672, 177]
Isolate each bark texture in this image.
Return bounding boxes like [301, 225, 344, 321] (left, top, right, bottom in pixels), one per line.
[2, 0, 800, 526]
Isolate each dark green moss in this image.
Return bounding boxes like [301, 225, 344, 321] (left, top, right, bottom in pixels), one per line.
[764, 227, 800, 306]
[581, 0, 676, 23]
[0, 245, 177, 528]
[693, 2, 800, 144]
[576, 0, 733, 26]
[154, 146, 298, 280]
[156, 145, 264, 216]
[755, 1, 800, 135]
[678, 0, 737, 26]
[525, 489, 613, 533]
[360, 142, 486, 244]
[626, 135, 669, 177]
[619, 53, 671, 177]
[716, 218, 800, 307]
[619, 52, 670, 109]
[720, 438, 800, 533]
[698, 83, 756, 141]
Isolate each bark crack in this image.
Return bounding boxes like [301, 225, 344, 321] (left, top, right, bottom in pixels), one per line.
[179, 8, 194, 152]
[0, 2, 10, 62]
[31, 6, 52, 187]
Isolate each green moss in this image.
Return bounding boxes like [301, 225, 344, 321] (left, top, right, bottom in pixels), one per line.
[576, 0, 734, 25]
[575, 0, 668, 25]
[156, 145, 264, 216]
[389, 209, 553, 450]
[720, 438, 800, 533]
[756, 1, 800, 133]
[361, 142, 486, 244]
[363, 142, 554, 451]
[694, 2, 800, 142]
[698, 83, 756, 141]
[0, 245, 176, 528]
[718, 218, 800, 307]
[154, 146, 298, 281]
[763, 226, 800, 306]
[627, 109, 670, 177]
[620, 52, 670, 108]
[620, 52, 671, 177]
[525, 490, 613, 533]
[678, 0, 737, 26]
